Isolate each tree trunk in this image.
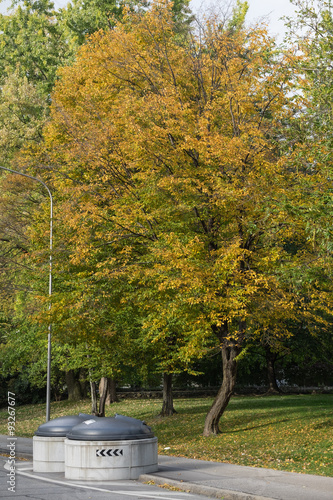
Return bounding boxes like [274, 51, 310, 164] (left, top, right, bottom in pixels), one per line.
[265, 346, 281, 394]
[203, 341, 241, 436]
[65, 370, 83, 401]
[98, 377, 108, 417]
[96, 377, 119, 416]
[160, 372, 177, 416]
[79, 368, 88, 398]
[90, 380, 98, 414]
[106, 377, 118, 404]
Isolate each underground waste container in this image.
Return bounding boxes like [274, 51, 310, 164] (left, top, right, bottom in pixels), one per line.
[33, 413, 93, 472]
[65, 414, 158, 480]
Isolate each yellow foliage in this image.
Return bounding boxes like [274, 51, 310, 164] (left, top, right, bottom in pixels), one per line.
[27, 0, 329, 358]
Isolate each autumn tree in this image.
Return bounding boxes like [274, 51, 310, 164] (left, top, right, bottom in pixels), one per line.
[25, 0, 331, 432]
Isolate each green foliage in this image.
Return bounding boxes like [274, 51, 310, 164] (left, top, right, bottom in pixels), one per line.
[60, 0, 124, 45]
[284, 0, 333, 320]
[288, 0, 333, 136]
[0, 0, 72, 93]
[227, 0, 249, 31]
[0, 69, 48, 166]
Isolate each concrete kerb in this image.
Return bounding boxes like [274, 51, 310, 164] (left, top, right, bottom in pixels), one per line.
[139, 473, 274, 500]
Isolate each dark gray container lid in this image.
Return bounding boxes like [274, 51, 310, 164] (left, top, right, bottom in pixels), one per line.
[66, 414, 154, 441]
[35, 414, 94, 437]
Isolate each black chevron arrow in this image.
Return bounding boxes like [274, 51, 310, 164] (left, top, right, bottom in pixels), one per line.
[97, 448, 124, 457]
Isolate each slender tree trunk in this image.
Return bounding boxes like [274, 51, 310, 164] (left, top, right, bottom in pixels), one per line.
[98, 377, 108, 417]
[160, 372, 177, 416]
[65, 370, 83, 401]
[87, 351, 98, 413]
[79, 368, 88, 398]
[203, 340, 241, 436]
[90, 380, 98, 414]
[265, 346, 281, 394]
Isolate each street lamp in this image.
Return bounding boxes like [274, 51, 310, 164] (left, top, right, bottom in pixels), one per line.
[0, 166, 53, 422]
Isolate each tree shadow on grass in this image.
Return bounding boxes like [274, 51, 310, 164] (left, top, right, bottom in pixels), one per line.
[221, 417, 293, 434]
[174, 394, 333, 418]
[312, 418, 333, 430]
[228, 394, 333, 412]
[157, 395, 333, 438]
[221, 407, 333, 434]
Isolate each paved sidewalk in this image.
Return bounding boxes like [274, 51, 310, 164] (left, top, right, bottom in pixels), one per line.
[1, 435, 333, 500]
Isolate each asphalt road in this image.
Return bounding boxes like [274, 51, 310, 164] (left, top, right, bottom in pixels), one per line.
[0, 457, 213, 500]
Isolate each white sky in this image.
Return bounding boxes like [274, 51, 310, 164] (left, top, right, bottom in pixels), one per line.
[190, 0, 297, 38]
[0, 0, 298, 38]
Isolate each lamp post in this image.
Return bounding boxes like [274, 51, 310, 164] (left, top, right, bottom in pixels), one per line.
[0, 166, 53, 422]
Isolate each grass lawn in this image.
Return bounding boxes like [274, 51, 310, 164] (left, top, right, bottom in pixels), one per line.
[0, 394, 332, 477]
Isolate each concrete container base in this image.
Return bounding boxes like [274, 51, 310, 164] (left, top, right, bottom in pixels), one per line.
[65, 437, 158, 480]
[33, 436, 65, 472]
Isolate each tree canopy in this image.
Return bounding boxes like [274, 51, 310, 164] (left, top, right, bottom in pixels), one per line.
[20, 0, 332, 432]
[0, 0, 332, 432]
